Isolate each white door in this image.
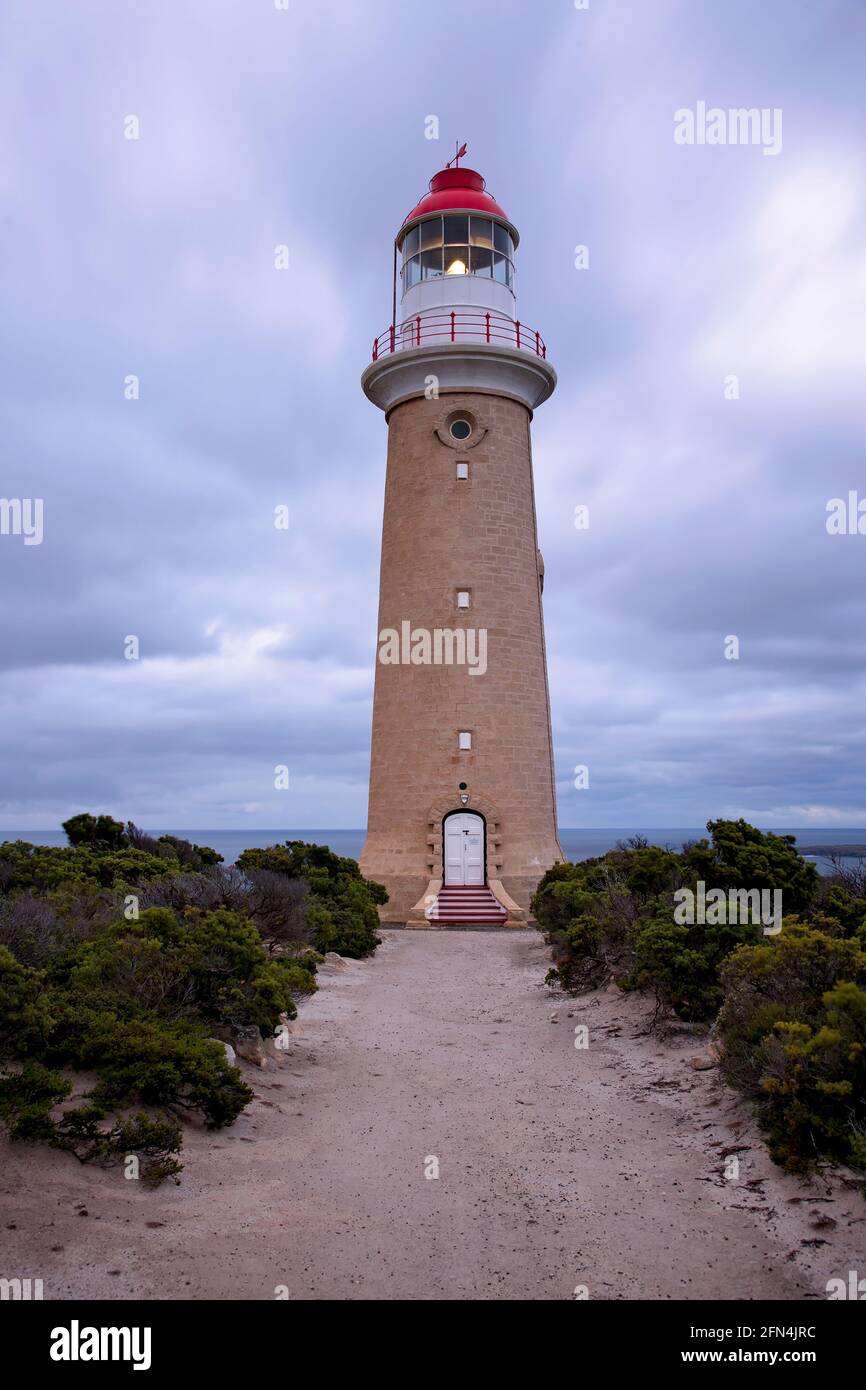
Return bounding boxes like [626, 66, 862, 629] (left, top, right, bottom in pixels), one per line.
[443, 813, 485, 886]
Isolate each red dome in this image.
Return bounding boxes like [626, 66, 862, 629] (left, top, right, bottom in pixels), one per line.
[401, 166, 517, 243]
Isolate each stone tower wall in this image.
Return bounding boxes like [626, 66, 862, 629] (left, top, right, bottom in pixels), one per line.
[359, 388, 562, 921]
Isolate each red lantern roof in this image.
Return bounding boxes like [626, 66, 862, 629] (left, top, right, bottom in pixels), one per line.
[401, 167, 518, 244]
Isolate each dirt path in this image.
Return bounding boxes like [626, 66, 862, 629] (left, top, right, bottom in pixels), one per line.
[2, 930, 864, 1300]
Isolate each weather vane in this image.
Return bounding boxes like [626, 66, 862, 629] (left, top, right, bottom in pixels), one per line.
[446, 141, 468, 169]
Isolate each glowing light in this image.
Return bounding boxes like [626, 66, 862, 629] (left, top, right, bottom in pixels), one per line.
[446, 257, 467, 276]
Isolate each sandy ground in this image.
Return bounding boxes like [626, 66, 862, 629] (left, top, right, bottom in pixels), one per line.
[2, 928, 864, 1301]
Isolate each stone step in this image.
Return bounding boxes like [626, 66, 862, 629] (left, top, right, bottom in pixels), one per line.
[431, 885, 508, 925]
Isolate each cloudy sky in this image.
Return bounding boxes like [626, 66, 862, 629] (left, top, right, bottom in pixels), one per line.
[1, 0, 865, 833]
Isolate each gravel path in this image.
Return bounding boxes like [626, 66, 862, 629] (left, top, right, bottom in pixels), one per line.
[3, 929, 862, 1300]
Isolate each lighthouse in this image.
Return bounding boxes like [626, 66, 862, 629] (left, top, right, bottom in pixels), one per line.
[359, 150, 563, 927]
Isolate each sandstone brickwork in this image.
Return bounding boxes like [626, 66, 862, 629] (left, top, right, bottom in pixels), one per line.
[360, 388, 563, 922]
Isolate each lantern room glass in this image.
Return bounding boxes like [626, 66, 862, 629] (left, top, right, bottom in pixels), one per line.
[401, 214, 515, 294]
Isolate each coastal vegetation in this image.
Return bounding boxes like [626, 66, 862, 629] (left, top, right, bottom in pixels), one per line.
[533, 820, 866, 1184]
[0, 816, 384, 1185]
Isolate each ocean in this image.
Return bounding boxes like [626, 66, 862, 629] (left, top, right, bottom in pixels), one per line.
[2, 827, 864, 875]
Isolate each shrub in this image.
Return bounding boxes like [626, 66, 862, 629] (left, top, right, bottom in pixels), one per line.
[0, 1067, 184, 1186]
[237, 842, 384, 958]
[0, 841, 181, 895]
[718, 921, 866, 1177]
[532, 825, 865, 1183]
[0, 897, 297, 1181]
[54, 1109, 184, 1187]
[0, 946, 53, 1057]
[0, 1061, 70, 1142]
[623, 910, 762, 1022]
[126, 822, 223, 868]
[533, 821, 818, 1018]
[0, 823, 368, 1184]
[62, 813, 127, 850]
[244, 870, 313, 952]
[71, 1018, 252, 1128]
[683, 819, 819, 915]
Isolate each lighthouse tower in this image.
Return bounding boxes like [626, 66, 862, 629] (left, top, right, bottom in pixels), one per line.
[359, 152, 563, 926]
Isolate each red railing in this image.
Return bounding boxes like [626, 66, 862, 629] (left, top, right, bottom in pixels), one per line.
[371, 310, 547, 361]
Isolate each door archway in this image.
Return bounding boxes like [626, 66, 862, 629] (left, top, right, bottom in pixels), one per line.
[443, 811, 486, 886]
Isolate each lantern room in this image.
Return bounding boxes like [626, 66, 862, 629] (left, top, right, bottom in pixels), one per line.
[397, 164, 519, 324]
[365, 149, 553, 408]
[399, 214, 516, 293]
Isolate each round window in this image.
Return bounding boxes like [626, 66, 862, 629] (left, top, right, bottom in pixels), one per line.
[450, 419, 472, 441]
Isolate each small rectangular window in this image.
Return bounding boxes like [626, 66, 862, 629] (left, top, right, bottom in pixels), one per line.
[456, 590, 470, 609]
[420, 248, 443, 279]
[494, 224, 513, 256]
[402, 226, 420, 261]
[419, 218, 443, 251]
[470, 217, 493, 248]
[470, 247, 493, 277]
[456, 462, 468, 480]
[443, 214, 469, 245]
[493, 253, 510, 285]
[458, 731, 472, 750]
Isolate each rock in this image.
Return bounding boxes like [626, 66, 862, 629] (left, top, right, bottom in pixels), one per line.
[234, 1025, 267, 1068]
[689, 1053, 718, 1071]
[321, 951, 350, 971]
[209, 1039, 236, 1064]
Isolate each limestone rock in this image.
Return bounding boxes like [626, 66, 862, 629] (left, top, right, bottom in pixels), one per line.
[321, 952, 350, 972]
[234, 1025, 267, 1068]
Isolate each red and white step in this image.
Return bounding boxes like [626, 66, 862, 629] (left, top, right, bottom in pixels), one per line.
[427, 885, 508, 926]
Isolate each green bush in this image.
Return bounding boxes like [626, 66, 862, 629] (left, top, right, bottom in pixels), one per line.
[0, 819, 377, 1185]
[0, 841, 183, 895]
[532, 827, 866, 1183]
[682, 819, 819, 915]
[59, 906, 314, 1029]
[0, 1066, 184, 1186]
[0, 945, 53, 1057]
[72, 1018, 252, 1128]
[718, 921, 866, 1177]
[533, 821, 819, 1018]
[623, 911, 761, 1022]
[237, 842, 384, 958]
[55, 1109, 184, 1188]
[0, 1060, 70, 1142]
[62, 813, 128, 850]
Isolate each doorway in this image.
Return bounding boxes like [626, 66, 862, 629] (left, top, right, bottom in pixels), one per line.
[443, 811, 485, 886]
